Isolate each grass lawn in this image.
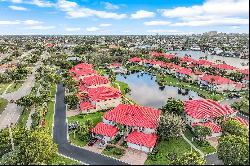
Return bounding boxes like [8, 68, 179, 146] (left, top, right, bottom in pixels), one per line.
[145, 137, 192, 165]
[95, 68, 108, 76]
[0, 98, 8, 114]
[184, 128, 216, 154]
[5, 81, 24, 93]
[17, 108, 30, 127]
[113, 81, 130, 95]
[102, 145, 125, 159]
[52, 154, 83, 165]
[45, 84, 56, 134]
[67, 111, 104, 147]
[0, 83, 10, 95]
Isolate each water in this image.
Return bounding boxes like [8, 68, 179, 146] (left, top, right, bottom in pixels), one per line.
[116, 72, 202, 109]
[168, 50, 249, 69]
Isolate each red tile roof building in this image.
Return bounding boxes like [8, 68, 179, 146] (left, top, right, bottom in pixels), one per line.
[92, 122, 118, 137]
[127, 130, 157, 148]
[81, 75, 109, 88]
[192, 121, 222, 136]
[87, 86, 121, 102]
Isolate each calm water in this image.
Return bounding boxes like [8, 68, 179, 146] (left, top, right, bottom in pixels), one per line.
[168, 51, 249, 69]
[116, 72, 202, 109]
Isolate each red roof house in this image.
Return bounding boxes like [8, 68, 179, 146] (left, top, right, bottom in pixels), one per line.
[81, 75, 109, 87]
[92, 122, 118, 137]
[127, 130, 157, 148]
[103, 104, 161, 129]
[192, 121, 222, 133]
[87, 86, 121, 102]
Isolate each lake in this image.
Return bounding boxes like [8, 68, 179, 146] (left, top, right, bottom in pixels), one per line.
[168, 50, 249, 69]
[116, 72, 202, 109]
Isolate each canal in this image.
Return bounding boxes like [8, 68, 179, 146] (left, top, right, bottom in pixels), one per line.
[116, 72, 202, 109]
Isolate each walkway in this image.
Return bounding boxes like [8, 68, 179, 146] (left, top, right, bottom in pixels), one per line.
[53, 83, 128, 165]
[26, 107, 35, 129]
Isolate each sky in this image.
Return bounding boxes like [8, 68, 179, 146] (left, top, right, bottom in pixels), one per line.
[0, 0, 249, 35]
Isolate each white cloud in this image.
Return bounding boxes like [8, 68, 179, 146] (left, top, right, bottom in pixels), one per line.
[102, 2, 119, 10]
[29, 0, 54, 7]
[26, 25, 55, 30]
[86, 27, 100, 32]
[65, 27, 81, 31]
[230, 26, 240, 29]
[22, 20, 43, 25]
[11, 0, 22, 3]
[99, 23, 111, 27]
[144, 20, 171, 26]
[9, 5, 27, 10]
[57, 0, 127, 19]
[131, 10, 155, 19]
[147, 29, 180, 33]
[159, 0, 249, 18]
[0, 20, 20, 25]
[171, 17, 249, 27]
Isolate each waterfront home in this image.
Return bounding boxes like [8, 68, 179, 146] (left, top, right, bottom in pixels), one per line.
[211, 63, 238, 74]
[85, 86, 122, 111]
[175, 68, 194, 81]
[192, 59, 214, 68]
[198, 74, 236, 92]
[180, 56, 194, 65]
[69, 63, 97, 79]
[91, 122, 119, 142]
[128, 57, 143, 64]
[80, 75, 110, 89]
[91, 104, 161, 152]
[184, 99, 237, 137]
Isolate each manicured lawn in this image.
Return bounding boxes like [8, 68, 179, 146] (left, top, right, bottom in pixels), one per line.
[113, 81, 130, 95]
[145, 137, 192, 165]
[102, 145, 125, 159]
[0, 83, 10, 94]
[45, 84, 56, 134]
[17, 108, 30, 127]
[67, 111, 104, 147]
[52, 154, 83, 165]
[95, 68, 108, 76]
[184, 128, 216, 154]
[5, 81, 24, 93]
[0, 98, 8, 114]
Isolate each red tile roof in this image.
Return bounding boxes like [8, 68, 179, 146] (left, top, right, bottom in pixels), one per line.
[193, 59, 213, 66]
[129, 57, 142, 63]
[87, 86, 121, 102]
[192, 121, 222, 133]
[238, 69, 249, 75]
[184, 99, 236, 119]
[226, 117, 249, 127]
[81, 75, 109, 86]
[73, 69, 97, 77]
[200, 74, 235, 85]
[180, 56, 194, 63]
[211, 63, 237, 70]
[176, 68, 193, 76]
[91, 122, 118, 137]
[80, 101, 96, 111]
[103, 104, 161, 129]
[127, 130, 157, 148]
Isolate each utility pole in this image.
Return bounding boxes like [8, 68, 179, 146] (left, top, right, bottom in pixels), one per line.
[9, 124, 15, 151]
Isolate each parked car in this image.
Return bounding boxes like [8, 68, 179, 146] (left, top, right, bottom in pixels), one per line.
[228, 93, 241, 99]
[88, 138, 97, 146]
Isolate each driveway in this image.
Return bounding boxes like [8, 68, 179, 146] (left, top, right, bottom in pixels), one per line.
[53, 83, 128, 165]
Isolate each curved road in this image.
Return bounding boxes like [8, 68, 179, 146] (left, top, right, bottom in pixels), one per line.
[53, 83, 128, 165]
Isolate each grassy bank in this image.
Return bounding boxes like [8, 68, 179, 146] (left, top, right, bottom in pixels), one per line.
[17, 108, 30, 126]
[145, 137, 192, 165]
[5, 81, 24, 93]
[0, 83, 10, 95]
[0, 98, 8, 114]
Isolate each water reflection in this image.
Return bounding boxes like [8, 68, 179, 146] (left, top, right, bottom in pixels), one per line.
[116, 72, 202, 109]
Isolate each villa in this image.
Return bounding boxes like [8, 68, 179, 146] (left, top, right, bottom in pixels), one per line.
[211, 63, 238, 74]
[91, 104, 161, 152]
[184, 99, 237, 137]
[80, 75, 110, 89]
[198, 74, 236, 92]
[175, 68, 195, 81]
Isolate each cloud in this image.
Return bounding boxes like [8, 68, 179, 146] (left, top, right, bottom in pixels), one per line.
[26, 25, 55, 30]
[9, 5, 27, 10]
[22, 20, 43, 25]
[144, 20, 171, 26]
[99, 23, 111, 27]
[171, 17, 249, 27]
[86, 27, 99, 32]
[11, 0, 22, 3]
[0, 20, 20, 25]
[65, 27, 81, 31]
[131, 10, 155, 19]
[230, 26, 240, 29]
[29, 0, 54, 7]
[102, 2, 119, 10]
[159, 0, 249, 18]
[57, 0, 127, 19]
[147, 29, 180, 33]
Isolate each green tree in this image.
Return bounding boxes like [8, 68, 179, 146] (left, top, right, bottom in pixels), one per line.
[193, 125, 212, 141]
[162, 97, 184, 115]
[170, 152, 206, 165]
[64, 94, 79, 109]
[221, 119, 248, 137]
[218, 135, 249, 165]
[18, 129, 57, 165]
[157, 112, 185, 140]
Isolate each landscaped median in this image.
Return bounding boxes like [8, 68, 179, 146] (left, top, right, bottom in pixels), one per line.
[0, 98, 8, 114]
[102, 145, 125, 159]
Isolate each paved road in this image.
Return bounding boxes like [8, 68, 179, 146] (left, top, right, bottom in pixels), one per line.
[0, 57, 44, 129]
[53, 83, 128, 165]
